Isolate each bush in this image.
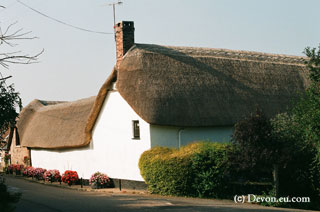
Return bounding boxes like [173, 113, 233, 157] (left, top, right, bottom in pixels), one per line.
[43, 170, 61, 182]
[7, 165, 13, 174]
[4, 153, 10, 166]
[23, 166, 35, 177]
[191, 142, 230, 198]
[61, 170, 79, 186]
[229, 108, 320, 210]
[89, 172, 111, 188]
[230, 109, 277, 181]
[34, 168, 46, 180]
[11, 164, 24, 175]
[139, 145, 193, 196]
[139, 142, 230, 197]
[271, 113, 320, 209]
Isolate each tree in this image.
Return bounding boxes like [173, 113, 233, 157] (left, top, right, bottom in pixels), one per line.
[304, 45, 320, 85]
[291, 44, 320, 148]
[268, 45, 320, 209]
[0, 5, 42, 136]
[230, 109, 286, 191]
[231, 109, 275, 172]
[1, 22, 42, 69]
[0, 81, 21, 136]
[230, 45, 320, 207]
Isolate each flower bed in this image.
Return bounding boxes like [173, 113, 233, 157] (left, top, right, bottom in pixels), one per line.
[23, 166, 35, 177]
[61, 170, 79, 186]
[10, 166, 84, 188]
[12, 164, 24, 175]
[89, 172, 111, 189]
[7, 165, 13, 174]
[34, 168, 47, 180]
[44, 170, 61, 182]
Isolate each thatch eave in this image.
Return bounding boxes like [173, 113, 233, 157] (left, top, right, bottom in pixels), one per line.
[85, 68, 118, 142]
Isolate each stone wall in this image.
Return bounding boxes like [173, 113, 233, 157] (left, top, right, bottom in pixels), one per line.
[0, 150, 7, 171]
[9, 128, 30, 166]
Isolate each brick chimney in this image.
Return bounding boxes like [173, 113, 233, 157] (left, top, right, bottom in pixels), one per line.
[115, 21, 135, 69]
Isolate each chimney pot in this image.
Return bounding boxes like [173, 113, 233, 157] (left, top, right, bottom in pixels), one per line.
[115, 21, 135, 69]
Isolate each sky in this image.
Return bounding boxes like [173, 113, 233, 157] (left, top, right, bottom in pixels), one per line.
[1, 0, 320, 106]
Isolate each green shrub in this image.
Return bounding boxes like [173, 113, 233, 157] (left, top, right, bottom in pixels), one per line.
[230, 109, 276, 179]
[271, 113, 320, 209]
[190, 142, 229, 198]
[139, 142, 230, 197]
[139, 146, 193, 196]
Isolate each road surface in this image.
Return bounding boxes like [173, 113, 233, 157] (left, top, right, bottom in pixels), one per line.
[4, 176, 313, 212]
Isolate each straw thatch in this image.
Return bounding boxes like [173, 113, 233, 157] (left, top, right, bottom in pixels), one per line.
[18, 43, 310, 149]
[114, 44, 309, 126]
[18, 97, 95, 149]
[85, 69, 117, 143]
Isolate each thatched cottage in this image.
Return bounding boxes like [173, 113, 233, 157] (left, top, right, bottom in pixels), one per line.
[9, 21, 309, 183]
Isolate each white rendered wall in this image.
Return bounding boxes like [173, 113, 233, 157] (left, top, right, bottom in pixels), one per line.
[31, 145, 94, 179]
[91, 91, 150, 181]
[31, 91, 151, 181]
[150, 125, 233, 148]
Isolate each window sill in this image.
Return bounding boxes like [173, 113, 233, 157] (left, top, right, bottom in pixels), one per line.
[132, 137, 141, 140]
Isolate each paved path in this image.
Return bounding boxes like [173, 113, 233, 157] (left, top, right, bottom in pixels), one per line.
[4, 175, 315, 212]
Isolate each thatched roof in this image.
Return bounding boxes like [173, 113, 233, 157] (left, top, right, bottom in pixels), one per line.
[113, 44, 309, 126]
[19, 97, 95, 149]
[19, 43, 310, 149]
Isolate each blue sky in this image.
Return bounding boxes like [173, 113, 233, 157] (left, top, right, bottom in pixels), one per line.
[1, 0, 320, 105]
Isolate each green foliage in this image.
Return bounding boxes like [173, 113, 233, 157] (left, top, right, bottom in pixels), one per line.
[291, 89, 320, 148]
[230, 109, 276, 182]
[139, 146, 193, 196]
[263, 44, 320, 209]
[0, 81, 21, 136]
[294, 44, 320, 147]
[304, 44, 320, 84]
[230, 107, 320, 208]
[139, 142, 230, 197]
[190, 142, 229, 198]
[271, 112, 320, 208]
[4, 153, 11, 166]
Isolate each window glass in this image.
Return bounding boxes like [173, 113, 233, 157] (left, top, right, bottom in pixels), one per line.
[132, 120, 140, 139]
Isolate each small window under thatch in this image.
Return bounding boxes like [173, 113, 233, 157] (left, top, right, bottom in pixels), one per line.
[132, 120, 140, 139]
[15, 128, 20, 146]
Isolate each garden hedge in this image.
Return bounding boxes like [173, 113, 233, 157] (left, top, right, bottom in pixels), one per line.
[139, 142, 230, 197]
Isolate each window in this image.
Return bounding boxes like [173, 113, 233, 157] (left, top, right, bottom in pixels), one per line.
[15, 128, 20, 146]
[132, 120, 140, 139]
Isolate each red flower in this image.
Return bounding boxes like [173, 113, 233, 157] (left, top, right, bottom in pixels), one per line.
[61, 170, 79, 185]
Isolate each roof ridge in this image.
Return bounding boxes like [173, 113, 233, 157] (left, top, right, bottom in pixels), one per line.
[134, 43, 306, 65]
